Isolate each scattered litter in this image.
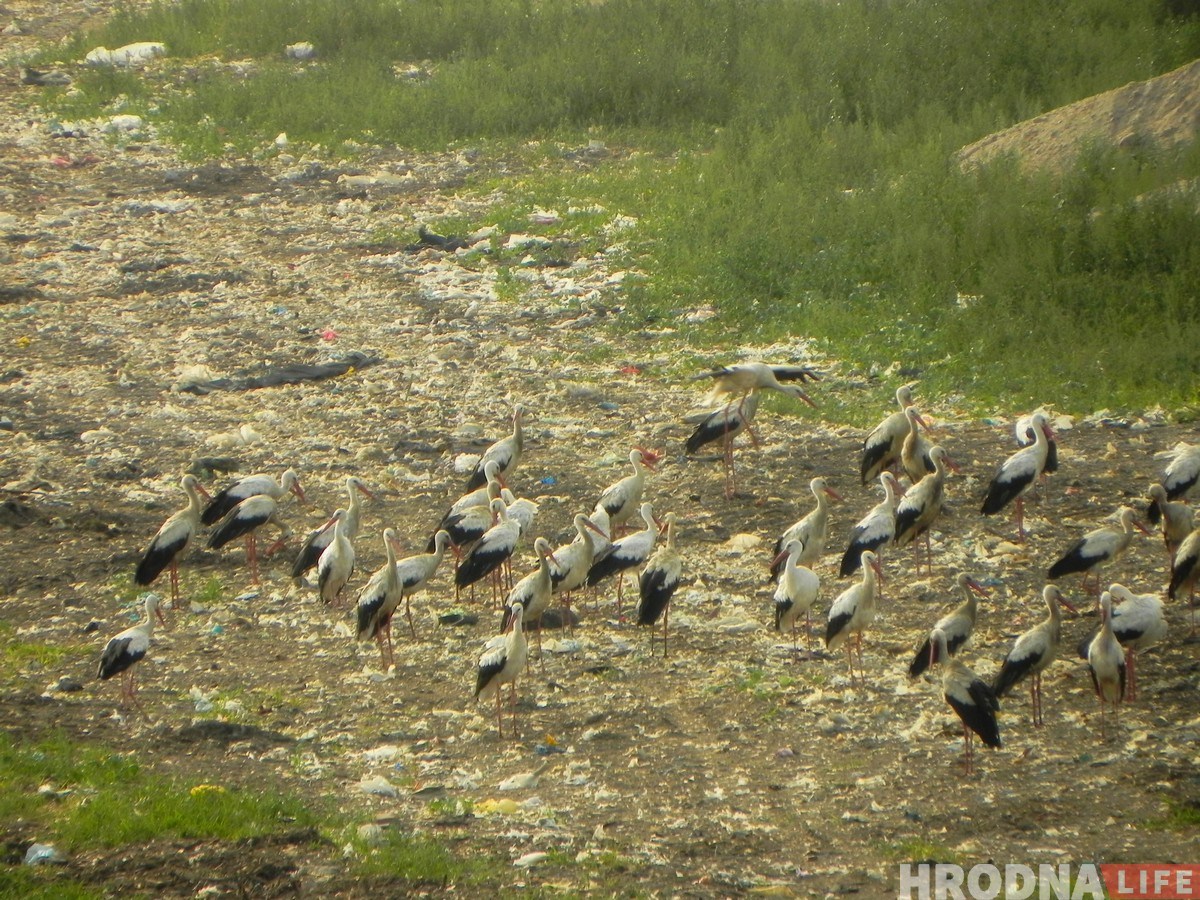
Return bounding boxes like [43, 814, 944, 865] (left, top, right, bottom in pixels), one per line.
[85, 41, 165, 67]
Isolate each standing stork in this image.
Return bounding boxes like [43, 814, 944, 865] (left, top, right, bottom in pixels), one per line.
[1075, 583, 1167, 702]
[825, 550, 881, 683]
[637, 513, 681, 657]
[356, 528, 405, 670]
[1146, 483, 1194, 561]
[927, 628, 1001, 776]
[1047, 506, 1147, 595]
[894, 445, 954, 576]
[992, 585, 1076, 726]
[292, 476, 375, 580]
[860, 383, 919, 485]
[771, 477, 843, 579]
[201, 468, 305, 526]
[685, 391, 761, 499]
[773, 538, 820, 650]
[1086, 591, 1127, 741]
[1015, 407, 1059, 476]
[907, 573, 988, 679]
[207, 485, 302, 586]
[391, 529, 452, 641]
[475, 602, 528, 738]
[316, 509, 356, 607]
[1146, 442, 1200, 524]
[587, 502, 661, 619]
[501, 537, 559, 662]
[98, 594, 166, 707]
[839, 472, 902, 578]
[134, 474, 211, 609]
[900, 406, 936, 485]
[430, 460, 501, 551]
[465, 404, 524, 491]
[591, 447, 661, 534]
[549, 513, 609, 626]
[980, 412, 1054, 541]
[455, 499, 521, 605]
[1169, 525, 1200, 632]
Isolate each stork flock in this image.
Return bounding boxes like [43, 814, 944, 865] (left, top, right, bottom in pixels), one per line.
[103, 363, 1197, 774]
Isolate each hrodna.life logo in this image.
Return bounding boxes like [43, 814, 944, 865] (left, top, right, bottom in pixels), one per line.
[898, 862, 1200, 899]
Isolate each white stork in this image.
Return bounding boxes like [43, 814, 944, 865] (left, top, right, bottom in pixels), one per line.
[637, 513, 681, 657]
[1076, 583, 1167, 702]
[391, 529, 451, 641]
[860, 383, 919, 486]
[839, 471, 902, 578]
[292, 475, 374, 579]
[501, 537, 559, 662]
[549, 513, 609, 627]
[894, 445, 954, 575]
[693, 361, 820, 406]
[1146, 483, 1194, 561]
[207, 484, 303, 586]
[465, 404, 524, 491]
[455, 499, 521, 603]
[825, 549, 881, 682]
[592, 447, 662, 534]
[98, 594, 166, 707]
[201, 467, 305, 526]
[475, 602, 528, 738]
[1169, 525, 1200, 632]
[430, 460, 501, 549]
[355, 528, 405, 669]
[1047, 506, 1147, 595]
[685, 391, 761, 499]
[928, 628, 1001, 776]
[1086, 591, 1127, 741]
[771, 477, 843, 578]
[134, 474, 211, 608]
[316, 509, 356, 607]
[992, 585, 1076, 726]
[587, 501, 660, 619]
[773, 538, 820, 650]
[908, 573, 988, 679]
[1146, 442, 1200, 524]
[980, 412, 1053, 540]
[1014, 407, 1059, 475]
[900, 406, 936, 485]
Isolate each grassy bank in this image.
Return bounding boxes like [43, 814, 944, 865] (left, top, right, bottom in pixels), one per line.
[32, 0, 1200, 415]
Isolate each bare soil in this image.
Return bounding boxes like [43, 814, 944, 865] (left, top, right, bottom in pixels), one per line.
[1, 9, 1199, 897]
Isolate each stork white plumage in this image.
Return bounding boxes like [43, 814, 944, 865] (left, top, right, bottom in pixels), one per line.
[207, 486, 302, 586]
[587, 501, 660, 619]
[392, 529, 451, 641]
[1146, 483, 1194, 561]
[592, 447, 661, 534]
[201, 468, 305, 526]
[316, 509, 356, 607]
[908, 573, 987, 679]
[685, 392, 761, 499]
[860, 383, 918, 486]
[292, 475, 374, 579]
[1076, 583, 1167, 702]
[1169, 526, 1200, 632]
[430, 459, 501, 550]
[980, 412, 1054, 541]
[1087, 592, 1127, 741]
[825, 550, 881, 682]
[839, 472, 902, 578]
[771, 477, 843, 578]
[1146, 442, 1200, 524]
[900, 406, 935, 485]
[693, 361, 820, 406]
[499, 488, 539, 540]
[992, 585, 1076, 726]
[894, 445, 953, 575]
[98, 594, 166, 707]
[355, 528, 405, 669]
[928, 628, 1001, 776]
[637, 513, 681, 657]
[1015, 407, 1059, 476]
[134, 474, 211, 608]
[549, 513, 608, 628]
[1047, 506, 1148, 595]
[455, 499, 521, 604]
[465, 404, 524, 491]
[474, 602, 528, 738]
[773, 538, 820, 650]
[501, 537, 558, 662]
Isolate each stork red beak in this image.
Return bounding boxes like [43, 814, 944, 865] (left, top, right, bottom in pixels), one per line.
[1059, 595, 1079, 615]
[355, 482, 377, 501]
[943, 454, 962, 475]
[770, 548, 791, 571]
[1133, 519, 1151, 535]
[797, 389, 818, 409]
[823, 486, 844, 503]
[195, 482, 213, 501]
[292, 481, 307, 504]
[965, 577, 989, 597]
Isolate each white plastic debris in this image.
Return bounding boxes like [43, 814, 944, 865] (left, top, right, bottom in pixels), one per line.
[358, 775, 399, 797]
[513, 851, 549, 868]
[285, 42, 316, 60]
[23, 843, 65, 865]
[85, 42, 165, 67]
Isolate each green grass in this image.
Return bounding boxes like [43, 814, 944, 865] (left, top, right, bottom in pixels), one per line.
[0, 624, 80, 680]
[351, 828, 504, 887]
[0, 869, 100, 900]
[25, 0, 1200, 415]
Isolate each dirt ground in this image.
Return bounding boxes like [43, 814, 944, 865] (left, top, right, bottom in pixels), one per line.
[2, 7, 1200, 898]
